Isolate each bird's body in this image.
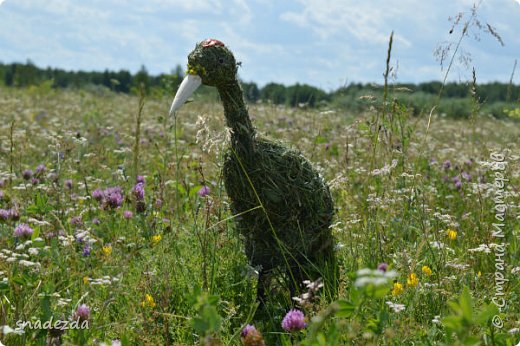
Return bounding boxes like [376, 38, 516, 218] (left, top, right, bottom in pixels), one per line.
[223, 138, 335, 299]
[170, 39, 337, 303]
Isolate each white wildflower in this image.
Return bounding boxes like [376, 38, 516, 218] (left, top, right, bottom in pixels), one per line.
[386, 301, 406, 313]
[28, 248, 40, 255]
[468, 244, 492, 253]
[430, 241, 444, 249]
[1, 325, 25, 335]
[371, 159, 398, 176]
[18, 260, 41, 269]
[355, 269, 397, 288]
[57, 298, 72, 307]
[446, 262, 470, 270]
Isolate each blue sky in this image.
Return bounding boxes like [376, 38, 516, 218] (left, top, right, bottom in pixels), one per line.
[0, 0, 518, 89]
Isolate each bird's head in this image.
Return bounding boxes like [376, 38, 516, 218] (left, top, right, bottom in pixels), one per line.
[169, 39, 238, 116]
[188, 39, 237, 87]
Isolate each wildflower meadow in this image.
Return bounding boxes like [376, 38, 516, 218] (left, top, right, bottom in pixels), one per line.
[0, 69, 518, 345]
[0, 5, 519, 343]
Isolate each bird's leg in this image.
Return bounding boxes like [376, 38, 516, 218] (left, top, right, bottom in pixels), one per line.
[287, 265, 304, 302]
[256, 269, 270, 307]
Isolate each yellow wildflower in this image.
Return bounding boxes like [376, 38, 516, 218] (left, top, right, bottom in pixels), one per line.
[446, 229, 457, 240]
[422, 266, 433, 276]
[407, 273, 419, 287]
[151, 235, 162, 245]
[391, 282, 404, 296]
[477, 271, 482, 278]
[83, 276, 89, 285]
[102, 245, 112, 257]
[141, 294, 156, 308]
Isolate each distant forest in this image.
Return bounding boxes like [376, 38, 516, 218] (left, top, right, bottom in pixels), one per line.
[1, 60, 519, 118]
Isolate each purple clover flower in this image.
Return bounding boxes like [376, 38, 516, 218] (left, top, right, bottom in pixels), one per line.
[197, 185, 210, 198]
[133, 183, 145, 201]
[22, 169, 33, 180]
[461, 171, 471, 181]
[104, 187, 123, 209]
[9, 209, 20, 221]
[92, 188, 104, 202]
[71, 216, 82, 227]
[73, 304, 91, 322]
[442, 160, 451, 170]
[281, 309, 307, 332]
[241, 325, 258, 338]
[240, 324, 265, 345]
[0, 209, 10, 221]
[123, 210, 133, 219]
[92, 218, 101, 225]
[377, 262, 388, 272]
[82, 243, 91, 257]
[452, 176, 462, 189]
[65, 179, 73, 190]
[13, 223, 34, 238]
[35, 164, 46, 176]
[136, 175, 145, 184]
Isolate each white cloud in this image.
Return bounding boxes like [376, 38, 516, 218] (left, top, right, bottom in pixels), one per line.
[112, 0, 223, 13]
[280, 0, 430, 46]
[0, 0, 518, 86]
[230, 0, 252, 25]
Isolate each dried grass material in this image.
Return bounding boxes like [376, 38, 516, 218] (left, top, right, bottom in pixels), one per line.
[187, 39, 337, 300]
[223, 137, 336, 286]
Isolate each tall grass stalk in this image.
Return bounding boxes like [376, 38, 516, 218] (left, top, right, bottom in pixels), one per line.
[133, 84, 145, 181]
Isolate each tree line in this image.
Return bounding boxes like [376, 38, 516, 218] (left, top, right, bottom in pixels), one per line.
[0, 60, 518, 111]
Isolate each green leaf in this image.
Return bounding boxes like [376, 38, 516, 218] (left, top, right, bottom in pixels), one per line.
[474, 304, 499, 326]
[316, 333, 327, 346]
[459, 287, 474, 320]
[447, 301, 462, 315]
[12, 275, 26, 286]
[335, 300, 355, 318]
[31, 226, 40, 240]
[192, 317, 209, 335]
[442, 315, 462, 332]
[40, 294, 52, 322]
[373, 283, 391, 298]
[27, 193, 53, 216]
[358, 122, 370, 132]
[314, 135, 328, 144]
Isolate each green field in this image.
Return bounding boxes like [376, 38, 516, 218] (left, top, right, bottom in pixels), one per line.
[0, 85, 519, 345]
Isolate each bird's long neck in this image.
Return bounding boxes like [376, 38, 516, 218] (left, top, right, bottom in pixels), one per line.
[217, 80, 256, 154]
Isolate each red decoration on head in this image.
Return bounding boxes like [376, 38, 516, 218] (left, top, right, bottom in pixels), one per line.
[202, 39, 225, 48]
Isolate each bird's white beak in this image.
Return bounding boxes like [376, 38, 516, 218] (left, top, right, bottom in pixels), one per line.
[169, 74, 202, 116]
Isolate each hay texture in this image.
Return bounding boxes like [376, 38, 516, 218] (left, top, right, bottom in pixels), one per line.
[186, 39, 337, 300]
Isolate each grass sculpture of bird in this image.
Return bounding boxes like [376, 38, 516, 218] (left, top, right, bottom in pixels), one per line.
[169, 39, 337, 304]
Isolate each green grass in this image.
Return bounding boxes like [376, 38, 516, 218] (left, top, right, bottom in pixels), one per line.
[0, 84, 519, 345]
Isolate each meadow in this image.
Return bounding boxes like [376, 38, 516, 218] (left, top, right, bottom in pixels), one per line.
[0, 82, 519, 345]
